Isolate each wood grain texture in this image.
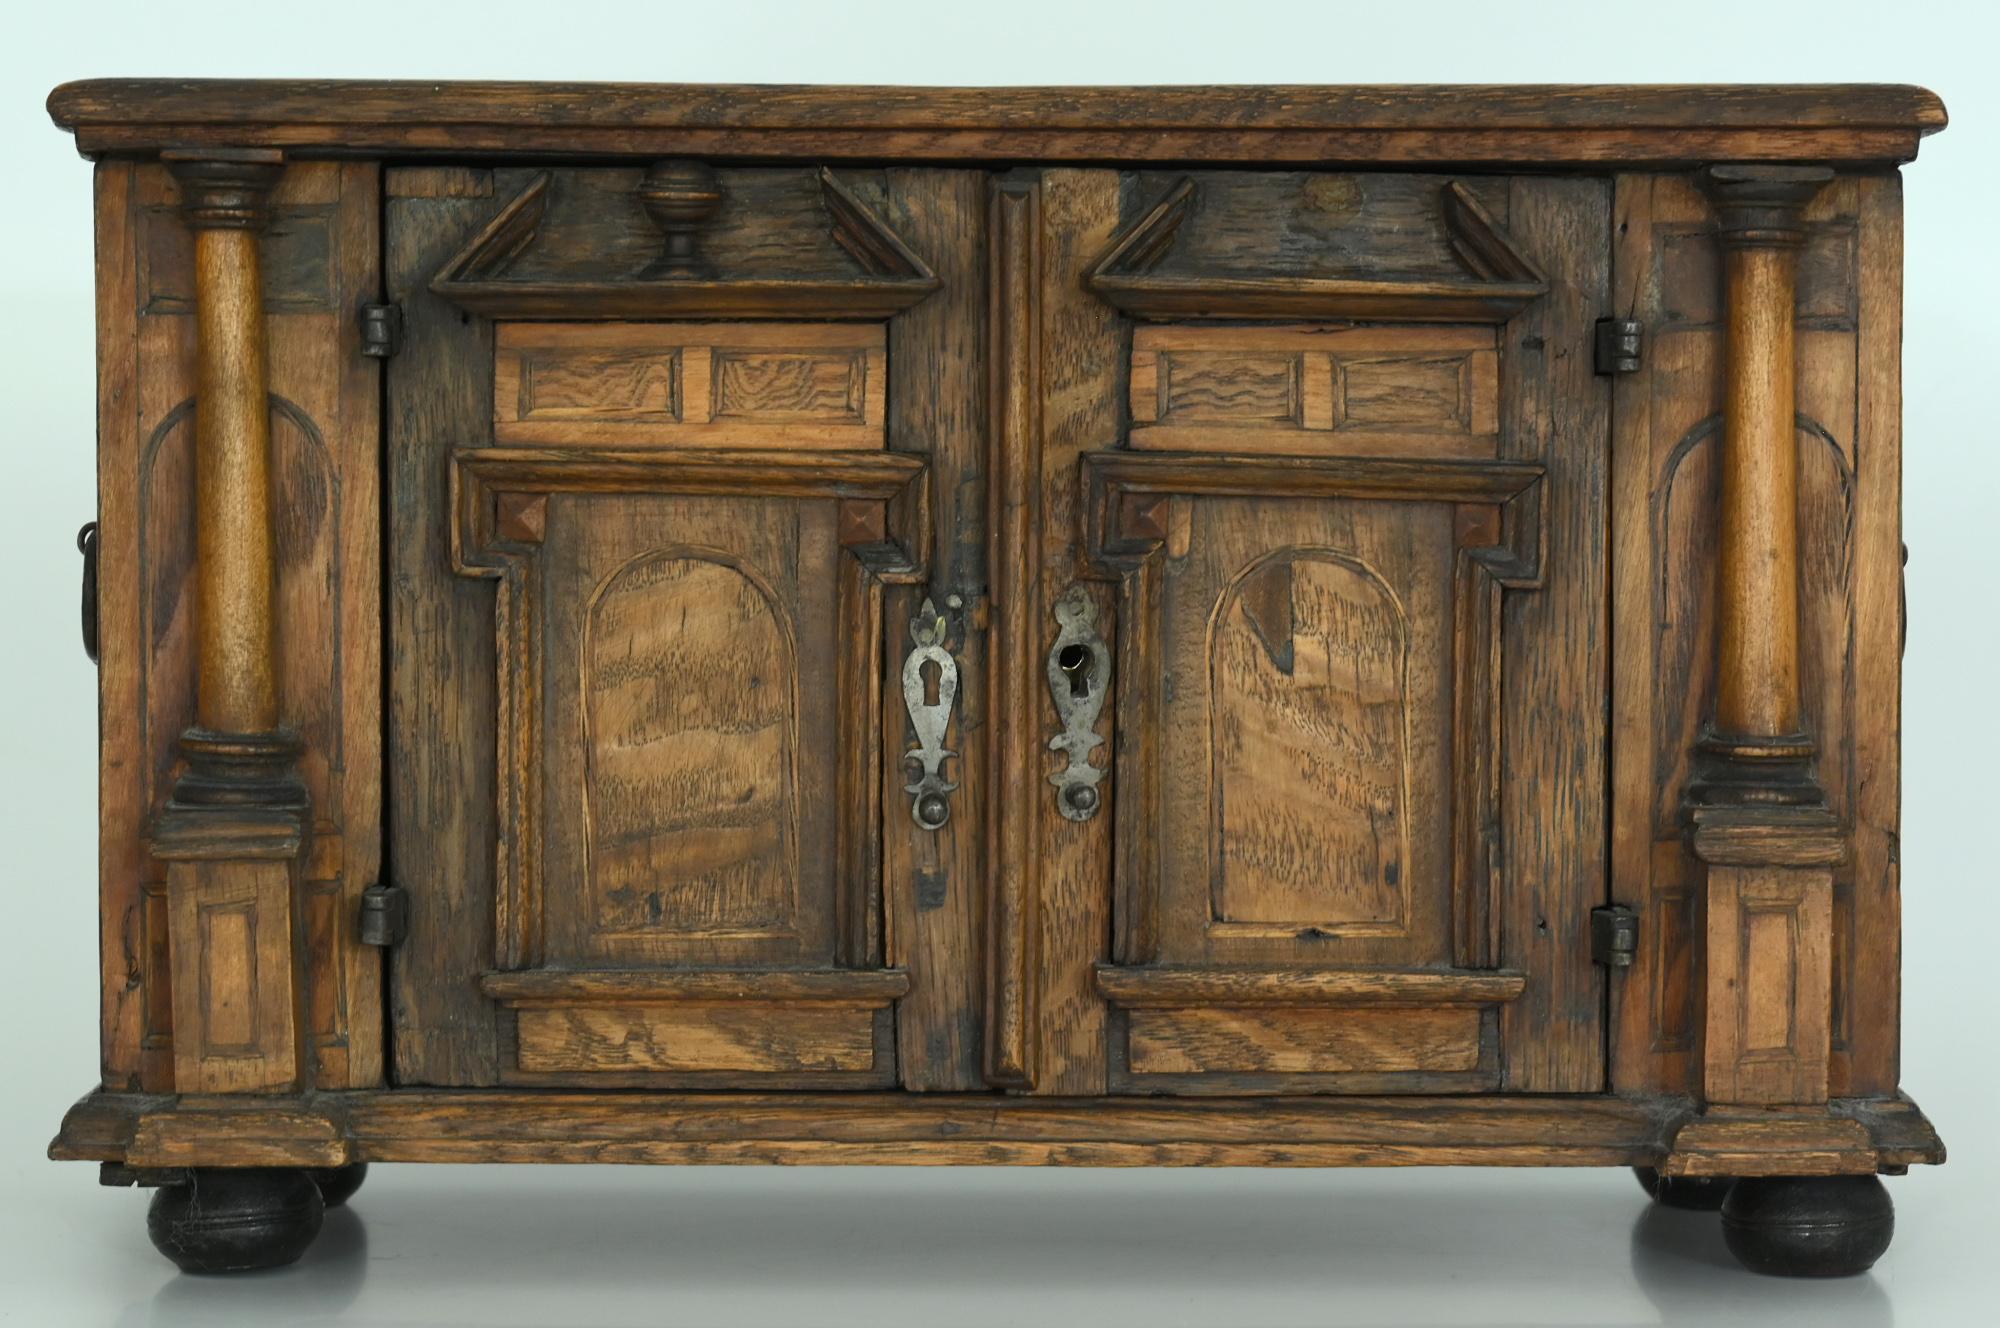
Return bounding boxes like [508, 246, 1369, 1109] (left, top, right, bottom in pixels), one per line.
[386, 173, 505, 1085]
[1129, 325, 1498, 458]
[1126, 1007, 1482, 1075]
[982, 174, 1042, 1089]
[877, 169, 988, 1092]
[515, 1004, 883, 1074]
[428, 167, 938, 321]
[1029, 169, 1124, 1095]
[1094, 965, 1526, 1008]
[56, 1088, 1705, 1170]
[1608, 173, 1896, 1100]
[48, 81, 1948, 164]
[493, 323, 887, 448]
[93, 160, 382, 1094]
[1492, 175, 1611, 1092]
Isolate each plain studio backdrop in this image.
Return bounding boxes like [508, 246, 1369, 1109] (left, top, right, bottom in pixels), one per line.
[1, 3, 1993, 1324]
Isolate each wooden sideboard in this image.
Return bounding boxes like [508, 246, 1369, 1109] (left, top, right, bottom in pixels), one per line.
[44, 80, 1946, 1278]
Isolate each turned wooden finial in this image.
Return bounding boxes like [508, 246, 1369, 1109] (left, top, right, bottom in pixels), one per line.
[636, 159, 723, 279]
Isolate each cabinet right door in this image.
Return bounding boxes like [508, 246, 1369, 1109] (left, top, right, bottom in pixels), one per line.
[1082, 170, 1612, 1095]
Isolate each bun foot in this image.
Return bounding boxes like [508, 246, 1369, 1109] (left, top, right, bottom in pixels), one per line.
[308, 1162, 369, 1209]
[1633, 1165, 1736, 1211]
[146, 1168, 325, 1274]
[1720, 1175, 1894, 1277]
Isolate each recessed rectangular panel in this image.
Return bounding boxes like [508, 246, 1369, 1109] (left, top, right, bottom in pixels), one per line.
[1126, 1007, 1482, 1074]
[1149, 493, 1456, 966]
[538, 492, 838, 966]
[515, 1003, 879, 1073]
[1129, 325, 1496, 458]
[493, 323, 885, 447]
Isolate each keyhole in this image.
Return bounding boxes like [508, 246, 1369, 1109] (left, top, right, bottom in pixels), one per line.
[1057, 643, 1092, 697]
[921, 658, 942, 707]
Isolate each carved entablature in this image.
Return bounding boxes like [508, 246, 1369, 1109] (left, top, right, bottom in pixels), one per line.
[429, 164, 940, 320]
[1085, 176, 1547, 323]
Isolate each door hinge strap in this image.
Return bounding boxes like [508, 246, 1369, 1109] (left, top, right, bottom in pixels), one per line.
[359, 883, 409, 947]
[1594, 317, 1643, 375]
[359, 302, 403, 358]
[1591, 904, 1640, 968]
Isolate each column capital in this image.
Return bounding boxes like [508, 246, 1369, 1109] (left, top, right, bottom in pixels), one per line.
[1696, 164, 1834, 248]
[163, 148, 284, 230]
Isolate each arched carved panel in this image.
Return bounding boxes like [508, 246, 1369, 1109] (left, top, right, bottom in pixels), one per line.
[138, 394, 339, 812]
[1207, 549, 1411, 934]
[582, 548, 801, 941]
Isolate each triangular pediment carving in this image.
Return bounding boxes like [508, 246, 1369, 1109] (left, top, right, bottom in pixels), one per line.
[431, 165, 939, 321]
[1086, 176, 1547, 323]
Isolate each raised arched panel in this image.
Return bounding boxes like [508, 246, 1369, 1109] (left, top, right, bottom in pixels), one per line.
[1208, 550, 1411, 934]
[582, 549, 800, 941]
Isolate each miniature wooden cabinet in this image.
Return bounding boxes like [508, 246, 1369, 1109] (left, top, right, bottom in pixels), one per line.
[46, 80, 1946, 1278]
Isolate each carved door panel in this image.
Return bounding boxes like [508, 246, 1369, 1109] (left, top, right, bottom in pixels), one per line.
[388, 165, 984, 1090]
[1077, 170, 1612, 1095]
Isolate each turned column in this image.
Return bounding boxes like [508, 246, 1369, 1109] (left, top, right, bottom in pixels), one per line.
[1688, 164, 1844, 1108]
[152, 150, 310, 1094]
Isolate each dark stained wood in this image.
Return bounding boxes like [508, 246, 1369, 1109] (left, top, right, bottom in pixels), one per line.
[982, 174, 1042, 1090]
[48, 81, 1947, 165]
[385, 170, 504, 1085]
[1095, 966, 1526, 1008]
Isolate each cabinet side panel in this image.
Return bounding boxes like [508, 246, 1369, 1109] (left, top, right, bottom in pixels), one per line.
[1844, 173, 1903, 1097]
[94, 161, 161, 1091]
[386, 170, 502, 1085]
[92, 160, 385, 1091]
[1610, 172, 1896, 1098]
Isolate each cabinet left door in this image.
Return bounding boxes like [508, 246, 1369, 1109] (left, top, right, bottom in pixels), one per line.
[384, 164, 990, 1090]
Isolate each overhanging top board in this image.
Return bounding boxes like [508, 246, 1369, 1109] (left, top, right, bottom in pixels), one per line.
[47, 81, 1946, 165]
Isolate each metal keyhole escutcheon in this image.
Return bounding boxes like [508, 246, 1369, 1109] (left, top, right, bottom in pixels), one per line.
[901, 596, 960, 830]
[1047, 587, 1110, 821]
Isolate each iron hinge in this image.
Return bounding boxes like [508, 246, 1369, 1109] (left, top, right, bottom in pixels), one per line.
[1594, 317, 1644, 375]
[1591, 904, 1640, 968]
[359, 302, 403, 358]
[358, 883, 409, 947]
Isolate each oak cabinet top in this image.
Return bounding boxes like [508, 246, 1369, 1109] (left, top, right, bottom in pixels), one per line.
[47, 80, 1946, 165]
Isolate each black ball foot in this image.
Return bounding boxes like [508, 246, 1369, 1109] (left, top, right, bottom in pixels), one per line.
[308, 1162, 369, 1209]
[146, 1168, 325, 1274]
[1720, 1175, 1894, 1277]
[1633, 1165, 1736, 1211]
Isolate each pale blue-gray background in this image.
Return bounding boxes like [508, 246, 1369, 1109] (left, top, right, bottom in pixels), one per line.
[2, 2, 1992, 1323]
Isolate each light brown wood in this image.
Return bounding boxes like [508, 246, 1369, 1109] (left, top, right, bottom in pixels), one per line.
[1126, 1007, 1483, 1075]
[492, 322, 887, 448]
[1128, 325, 1499, 459]
[515, 1004, 883, 1074]
[169, 151, 285, 736]
[479, 968, 910, 1004]
[153, 823, 304, 1093]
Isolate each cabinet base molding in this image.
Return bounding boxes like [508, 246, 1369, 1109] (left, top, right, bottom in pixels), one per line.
[50, 1088, 1940, 1174]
